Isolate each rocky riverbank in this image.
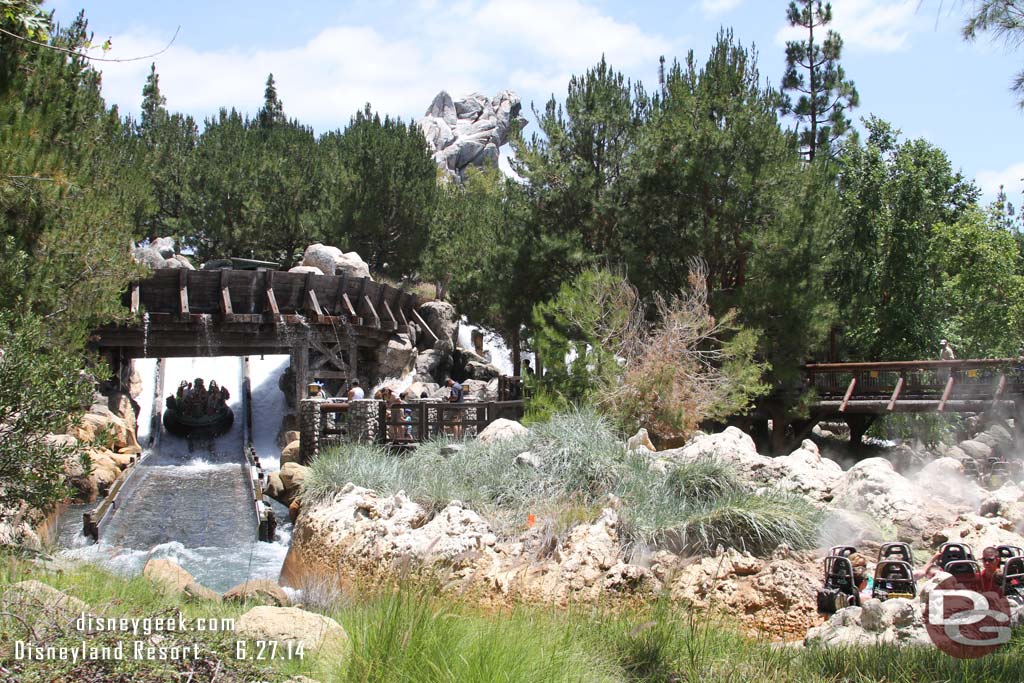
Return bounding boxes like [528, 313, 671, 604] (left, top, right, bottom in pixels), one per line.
[274, 420, 1024, 644]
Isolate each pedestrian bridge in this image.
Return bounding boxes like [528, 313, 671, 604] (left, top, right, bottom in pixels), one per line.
[754, 359, 1024, 451]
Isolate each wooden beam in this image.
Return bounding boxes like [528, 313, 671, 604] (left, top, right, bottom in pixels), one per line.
[303, 272, 324, 319]
[412, 308, 439, 344]
[178, 270, 190, 315]
[356, 277, 368, 311]
[937, 376, 955, 412]
[130, 282, 140, 314]
[265, 271, 280, 316]
[839, 377, 856, 413]
[993, 374, 1008, 405]
[362, 295, 381, 328]
[219, 270, 233, 315]
[382, 299, 397, 328]
[887, 376, 905, 411]
[334, 273, 349, 316]
[341, 293, 358, 318]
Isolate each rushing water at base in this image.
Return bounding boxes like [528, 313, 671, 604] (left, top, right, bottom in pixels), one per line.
[58, 355, 294, 593]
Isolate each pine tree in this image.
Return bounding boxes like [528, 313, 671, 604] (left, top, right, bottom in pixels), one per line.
[258, 73, 285, 129]
[781, 0, 859, 161]
[140, 62, 166, 130]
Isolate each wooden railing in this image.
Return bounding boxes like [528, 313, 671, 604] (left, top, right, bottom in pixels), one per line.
[802, 359, 1024, 412]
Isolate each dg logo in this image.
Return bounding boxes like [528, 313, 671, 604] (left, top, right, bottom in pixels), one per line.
[924, 576, 1012, 659]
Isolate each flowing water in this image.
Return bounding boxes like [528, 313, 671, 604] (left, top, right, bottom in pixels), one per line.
[58, 355, 294, 593]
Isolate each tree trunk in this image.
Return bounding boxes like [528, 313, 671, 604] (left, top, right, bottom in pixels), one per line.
[510, 326, 521, 378]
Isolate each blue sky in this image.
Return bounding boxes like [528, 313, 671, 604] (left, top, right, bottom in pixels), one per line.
[47, 0, 1023, 202]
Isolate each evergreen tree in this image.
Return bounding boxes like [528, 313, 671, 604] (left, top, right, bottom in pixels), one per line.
[318, 105, 437, 275]
[629, 32, 833, 381]
[136, 64, 196, 240]
[258, 73, 285, 129]
[513, 56, 649, 265]
[781, 0, 859, 161]
[140, 62, 166, 131]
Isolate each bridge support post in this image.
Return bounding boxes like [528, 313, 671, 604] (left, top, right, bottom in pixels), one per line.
[299, 398, 322, 465]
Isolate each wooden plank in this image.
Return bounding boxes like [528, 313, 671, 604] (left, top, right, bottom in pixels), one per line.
[362, 295, 381, 328]
[130, 283, 140, 314]
[178, 270, 190, 315]
[937, 376, 955, 412]
[265, 271, 280, 316]
[887, 376, 905, 411]
[412, 308, 439, 343]
[839, 377, 857, 413]
[219, 271, 233, 315]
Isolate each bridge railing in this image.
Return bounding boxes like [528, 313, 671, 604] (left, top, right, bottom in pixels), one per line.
[802, 359, 1024, 410]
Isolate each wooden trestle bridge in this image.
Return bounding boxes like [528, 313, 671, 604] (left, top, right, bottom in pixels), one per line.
[753, 359, 1024, 452]
[91, 269, 438, 407]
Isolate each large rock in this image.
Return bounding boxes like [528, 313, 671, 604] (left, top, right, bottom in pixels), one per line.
[300, 243, 371, 279]
[278, 463, 310, 505]
[281, 484, 495, 587]
[771, 439, 842, 505]
[131, 237, 195, 271]
[376, 333, 417, 378]
[959, 439, 993, 461]
[830, 457, 963, 543]
[236, 606, 350, 657]
[667, 547, 821, 639]
[418, 302, 458, 348]
[477, 419, 528, 444]
[281, 440, 301, 466]
[419, 90, 525, 180]
[414, 348, 448, 383]
[805, 598, 930, 648]
[223, 579, 290, 606]
[142, 559, 220, 601]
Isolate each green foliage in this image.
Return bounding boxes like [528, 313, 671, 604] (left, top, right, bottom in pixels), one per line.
[828, 117, 984, 360]
[622, 32, 834, 381]
[781, 0, 859, 161]
[0, 12, 144, 345]
[532, 269, 631, 406]
[319, 105, 437, 276]
[0, 313, 92, 518]
[933, 208, 1024, 356]
[179, 105, 321, 264]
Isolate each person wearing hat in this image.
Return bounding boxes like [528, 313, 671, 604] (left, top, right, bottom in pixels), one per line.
[939, 339, 956, 361]
[848, 552, 874, 602]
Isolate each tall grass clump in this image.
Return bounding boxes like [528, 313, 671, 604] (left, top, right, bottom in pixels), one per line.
[307, 407, 821, 555]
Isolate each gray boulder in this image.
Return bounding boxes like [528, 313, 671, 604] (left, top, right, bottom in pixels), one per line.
[151, 236, 176, 258]
[959, 439, 993, 461]
[418, 301, 458, 347]
[300, 243, 371, 280]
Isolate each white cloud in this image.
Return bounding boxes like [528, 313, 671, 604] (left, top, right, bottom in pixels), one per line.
[976, 162, 1024, 202]
[94, 0, 671, 133]
[775, 0, 918, 53]
[700, 0, 743, 16]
